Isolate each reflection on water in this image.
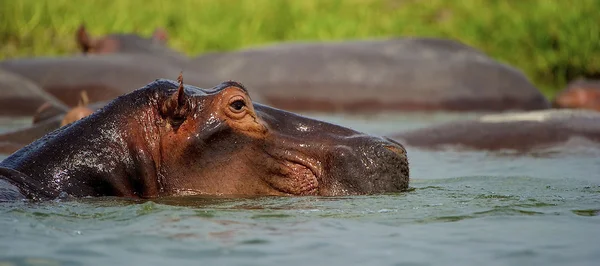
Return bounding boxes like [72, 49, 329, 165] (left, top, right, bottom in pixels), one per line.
[1, 112, 599, 266]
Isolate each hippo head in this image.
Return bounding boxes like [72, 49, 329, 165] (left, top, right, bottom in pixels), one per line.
[134, 76, 409, 197]
[552, 87, 600, 111]
[75, 24, 168, 54]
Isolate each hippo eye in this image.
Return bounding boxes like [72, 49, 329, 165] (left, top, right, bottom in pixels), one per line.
[229, 99, 246, 113]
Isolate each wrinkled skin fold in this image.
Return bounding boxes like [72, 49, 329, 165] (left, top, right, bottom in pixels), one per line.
[0, 79, 409, 201]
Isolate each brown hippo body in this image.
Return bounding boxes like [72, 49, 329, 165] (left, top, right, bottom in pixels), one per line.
[186, 37, 550, 113]
[0, 78, 409, 201]
[76, 25, 188, 64]
[553, 79, 600, 111]
[0, 54, 200, 107]
[0, 69, 69, 116]
[392, 109, 600, 151]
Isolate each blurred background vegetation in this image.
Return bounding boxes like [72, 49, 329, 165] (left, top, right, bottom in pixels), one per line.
[1, 0, 598, 98]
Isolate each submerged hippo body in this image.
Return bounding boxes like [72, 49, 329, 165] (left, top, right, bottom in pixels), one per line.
[186, 37, 550, 112]
[0, 69, 68, 116]
[76, 25, 188, 64]
[392, 109, 600, 151]
[0, 54, 199, 107]
[0, 78, 409, 201]
[553, 79, 600, 111]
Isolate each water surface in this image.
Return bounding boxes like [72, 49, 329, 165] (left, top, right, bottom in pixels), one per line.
[1, 112, 598, 266]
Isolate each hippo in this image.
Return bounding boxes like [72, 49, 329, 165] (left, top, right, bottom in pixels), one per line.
[0, 69, 69, 116]
[552, 79, 600, 111]
[0, 98, 105, 155]
[391, 109, 600, 151]
[185, 37, 550, 113]
[60, 104, 94, 127]
[0, 115, 63, 155]
[32, 102, 68, 124]
[76, 24, 188, 63]
[0, 76, 409, 201]
[38, 90, 96, 127]
[32, 91, 91, 124]
[0, 54, 202, 107]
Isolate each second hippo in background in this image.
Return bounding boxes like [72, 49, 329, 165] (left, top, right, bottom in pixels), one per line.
[0, 69, 69, 117]
[33, 91, 96, 126]
[75, 24, 189, 64]
[186, 37, 551, 113]
[391, 109, 600, 151]
[0, 93, 103, 155]
[552, 79, 600, 112]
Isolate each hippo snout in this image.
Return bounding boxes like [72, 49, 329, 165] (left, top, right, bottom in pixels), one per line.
[370, 138, 410, 192]
[322, 136, 409, 195]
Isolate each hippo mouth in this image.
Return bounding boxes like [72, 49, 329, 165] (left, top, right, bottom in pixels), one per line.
[264, 150, 322, 196]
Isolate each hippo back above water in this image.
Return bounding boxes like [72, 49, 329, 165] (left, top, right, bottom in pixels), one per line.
[186, 37, 550, 112]
[0, 76, 409, 201]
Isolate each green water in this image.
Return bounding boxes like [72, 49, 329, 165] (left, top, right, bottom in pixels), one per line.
[1, 113, 599, 266]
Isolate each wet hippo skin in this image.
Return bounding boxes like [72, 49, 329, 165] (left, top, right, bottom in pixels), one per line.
[553, 79, 600, 111]
[0, 69, 69, 116]
[0, 54, 205, 107]
[186, 37, 550, 113]
[391, 109, 600, 151]
[0, 77, 409, 201]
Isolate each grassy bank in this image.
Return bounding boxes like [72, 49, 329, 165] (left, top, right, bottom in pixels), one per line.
[1, 0, 599, 97]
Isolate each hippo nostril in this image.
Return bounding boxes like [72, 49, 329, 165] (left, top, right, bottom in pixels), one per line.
[384, 145, 406, 157]
[382, 137, 407, 156]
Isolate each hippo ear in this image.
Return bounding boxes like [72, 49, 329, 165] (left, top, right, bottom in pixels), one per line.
[78, 91, 89, 107]
[160, 73, 189, 128]
[152, 28, 168, 44]
[76, 24, 94, 53]
[174, 72, 186, 106]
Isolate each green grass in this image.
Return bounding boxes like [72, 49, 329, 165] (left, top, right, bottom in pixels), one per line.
[1, 0, 599, 98]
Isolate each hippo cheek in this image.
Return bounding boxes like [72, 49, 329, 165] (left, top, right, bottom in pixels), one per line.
[258, 150, 323, 196]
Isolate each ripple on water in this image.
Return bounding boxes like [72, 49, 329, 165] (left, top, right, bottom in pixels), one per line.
[571, 209, 600, 217]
